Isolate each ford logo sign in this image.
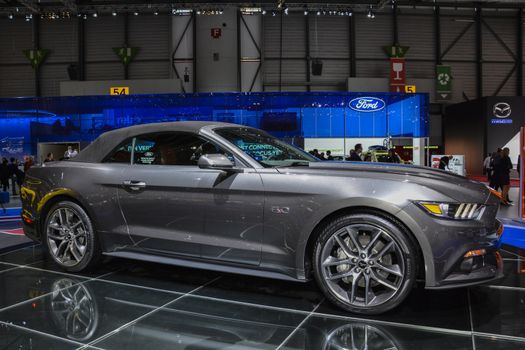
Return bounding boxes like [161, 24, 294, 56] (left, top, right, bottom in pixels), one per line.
[349, 97, 386, 113]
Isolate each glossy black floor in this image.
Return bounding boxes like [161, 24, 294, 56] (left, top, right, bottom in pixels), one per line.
[0, 245, 524, 350]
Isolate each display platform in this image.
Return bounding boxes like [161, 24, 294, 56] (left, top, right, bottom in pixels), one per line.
[0, 244, 523, 349]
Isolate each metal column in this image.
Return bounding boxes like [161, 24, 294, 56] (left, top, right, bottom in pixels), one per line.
[476, 7, 483, 99]
[32, 15, 41, 96]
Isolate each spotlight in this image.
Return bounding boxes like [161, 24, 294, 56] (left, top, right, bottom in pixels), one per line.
[196, 9, 201, 15]
[304, 10, 308, 15]
[153, 10, 159, 15]
[348, 10, 353, 16]
[316, 10, 321, 16]
[8, 13, 13, 20]
[133, 10, 139, 16]
[367, 6, 375, 19]
[219, 10, 223, 14]
[261, 9, 266, 15]
[111, 10, 117, 16]
[83, 14, 87, 20]
[92, 12, 98, 18]
[271, 11, 276, 16]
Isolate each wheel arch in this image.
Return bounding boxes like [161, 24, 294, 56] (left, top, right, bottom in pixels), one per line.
[298, 200, 431, 285]
[38, 190, 96, 237]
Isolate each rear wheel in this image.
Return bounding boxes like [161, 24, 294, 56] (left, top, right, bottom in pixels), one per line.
[313, 212, 417, 315]
[44, 201, 101, 272]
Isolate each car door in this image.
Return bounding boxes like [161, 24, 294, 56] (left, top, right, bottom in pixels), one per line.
[116, 131, 264, 266]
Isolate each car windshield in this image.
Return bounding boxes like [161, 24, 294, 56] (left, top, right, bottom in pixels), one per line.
[214, 127, 317, 168]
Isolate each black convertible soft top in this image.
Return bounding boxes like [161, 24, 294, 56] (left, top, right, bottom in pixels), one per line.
[71, 121, 238, 163]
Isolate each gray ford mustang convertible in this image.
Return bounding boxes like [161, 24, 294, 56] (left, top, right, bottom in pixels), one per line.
[21, 121, 503, 314]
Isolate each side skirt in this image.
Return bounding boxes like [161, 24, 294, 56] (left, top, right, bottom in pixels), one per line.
[104, 250, 305, 283]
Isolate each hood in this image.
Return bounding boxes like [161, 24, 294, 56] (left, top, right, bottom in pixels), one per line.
[276, 161, 494, 204]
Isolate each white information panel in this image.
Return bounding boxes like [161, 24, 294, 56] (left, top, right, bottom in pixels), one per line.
[431, 154, 466, 176]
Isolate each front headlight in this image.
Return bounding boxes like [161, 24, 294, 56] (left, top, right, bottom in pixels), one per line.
[417, 202, 485, 220]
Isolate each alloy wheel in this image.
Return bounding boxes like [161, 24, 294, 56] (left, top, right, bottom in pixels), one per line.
[47, 207, 89, 267]
[320, 223, 405, 308]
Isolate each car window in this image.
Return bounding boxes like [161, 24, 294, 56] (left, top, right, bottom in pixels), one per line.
[104, 132, 233, 166]
[104, 139, 133, 163]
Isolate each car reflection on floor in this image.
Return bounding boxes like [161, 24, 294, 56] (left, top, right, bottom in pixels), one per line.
[0, 245, 524, 349]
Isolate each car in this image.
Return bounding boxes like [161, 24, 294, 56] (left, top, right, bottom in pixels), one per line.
[20, 121, 503, 315]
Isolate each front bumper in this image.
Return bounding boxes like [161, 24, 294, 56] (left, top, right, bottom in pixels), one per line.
[401, 202, 503, 289]
[426, 250, 504, 289]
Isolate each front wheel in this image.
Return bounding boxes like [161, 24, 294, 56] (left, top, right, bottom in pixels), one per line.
[44, 201, 101, 272]
[313, 212, 417, 315]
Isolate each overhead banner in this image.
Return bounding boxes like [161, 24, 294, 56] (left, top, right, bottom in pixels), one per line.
[436, 65, 452, 101]
[113, 47, 139, 65]
[23, 49, 49, 69]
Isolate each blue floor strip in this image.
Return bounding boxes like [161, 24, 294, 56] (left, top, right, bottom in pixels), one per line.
[500, 218, 525, 249]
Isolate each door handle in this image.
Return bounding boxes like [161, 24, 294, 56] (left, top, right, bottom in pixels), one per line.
[123, 180, 146, 191]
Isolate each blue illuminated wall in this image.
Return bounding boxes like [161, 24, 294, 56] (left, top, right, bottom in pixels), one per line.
[0, 92, 428, 160]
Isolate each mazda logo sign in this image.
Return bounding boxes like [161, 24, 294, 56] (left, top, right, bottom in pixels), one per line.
[493, 102, 511, 118]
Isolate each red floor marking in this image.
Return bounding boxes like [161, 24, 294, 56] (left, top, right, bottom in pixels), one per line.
[0, 228, 25, 236]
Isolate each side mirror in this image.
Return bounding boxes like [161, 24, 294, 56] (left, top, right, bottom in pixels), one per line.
[198, 154, 235, 170]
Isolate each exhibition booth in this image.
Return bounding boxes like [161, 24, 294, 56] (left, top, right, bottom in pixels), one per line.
[0, 92, 429, 163]
[445, 97, 525, 176]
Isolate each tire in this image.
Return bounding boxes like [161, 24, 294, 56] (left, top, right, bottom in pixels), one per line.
[313, 212, 417, 315]
[44, 201, 102, 272]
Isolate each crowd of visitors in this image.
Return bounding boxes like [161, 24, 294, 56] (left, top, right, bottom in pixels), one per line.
[309, 143, 402, 163]
[0, 156, 34, 196]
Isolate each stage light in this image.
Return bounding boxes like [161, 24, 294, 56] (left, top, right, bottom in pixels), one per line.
[111, 10, 117, 16]
[133, 10, 139, 16]
[8, 13, 13, 20]
[92, 12, 98, 18]
[153, 10, 159, 15]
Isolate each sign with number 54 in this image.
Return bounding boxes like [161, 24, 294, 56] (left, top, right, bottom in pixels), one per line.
[110, 87, 129, 95]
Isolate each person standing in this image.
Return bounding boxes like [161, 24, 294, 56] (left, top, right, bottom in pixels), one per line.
[493, 147, 513, 205]
[7, 158, 18, 195]
[0, 158, 9, 192]
[489, 149, 502, 190]
[483, 153, 492, 182]
[438, 156, 450, 170]
[347, 143, 363, 161]
[44, 153, 54, 163]
[23, 156, 34, 173]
